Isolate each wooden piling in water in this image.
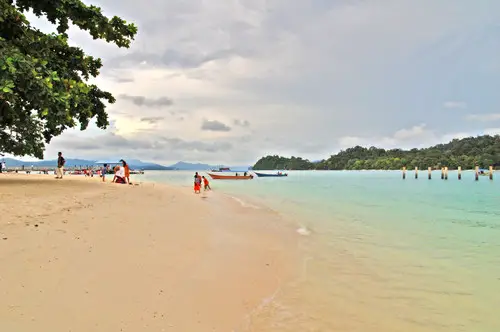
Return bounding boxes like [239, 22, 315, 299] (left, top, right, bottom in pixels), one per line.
[415, 167, 418, 179]
[458, 166, 462, 180]
[444, 167, 448, 180]
[402, 167, 406, 179]
[489, 166, 493, 180]
[428, 167, 431, 180]
[441, 167, 444, 179]
[475, 166, 479, 181]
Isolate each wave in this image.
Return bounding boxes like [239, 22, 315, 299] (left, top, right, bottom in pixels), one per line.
[230, 196, 261, 209]
[296, 227, 311, 236]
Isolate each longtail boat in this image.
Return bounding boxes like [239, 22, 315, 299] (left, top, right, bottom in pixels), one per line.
[254, 172, 288, 177]
[208, 173, 253, 180]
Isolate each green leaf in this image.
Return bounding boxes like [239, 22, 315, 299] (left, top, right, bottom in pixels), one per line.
[0, 0, 137, 158]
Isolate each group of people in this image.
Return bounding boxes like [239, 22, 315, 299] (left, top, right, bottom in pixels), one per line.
[194, 172, 211, 194]
[53, 152, 131, 185]
[101, 159, 131, 184]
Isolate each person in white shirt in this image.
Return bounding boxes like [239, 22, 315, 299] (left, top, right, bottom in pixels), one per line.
[113, 165, 127, 184]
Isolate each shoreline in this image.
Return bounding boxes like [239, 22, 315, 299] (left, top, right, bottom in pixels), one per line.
[0, 174, 301, 331]
[136, 172, 311, 236]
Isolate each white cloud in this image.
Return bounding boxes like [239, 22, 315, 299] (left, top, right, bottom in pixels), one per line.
[393, 124, 431, 141]
[465, 113, 500, 122]
[338, 125, 500, 153]
[443, 101, 467, 109]
[338, 124, 436, 150]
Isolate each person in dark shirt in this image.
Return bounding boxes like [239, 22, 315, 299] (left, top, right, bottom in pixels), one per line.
[56, 152, 65, 179]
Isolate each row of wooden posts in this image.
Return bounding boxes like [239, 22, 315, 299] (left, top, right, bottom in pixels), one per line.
[402, 166, 494, 181]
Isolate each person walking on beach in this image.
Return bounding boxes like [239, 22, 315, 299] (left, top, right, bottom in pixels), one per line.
[55, 152, 65, 179]
[202, 176, 211, 191]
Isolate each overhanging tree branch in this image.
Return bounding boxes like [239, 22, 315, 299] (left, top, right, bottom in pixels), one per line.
[0, 0, 137, 158]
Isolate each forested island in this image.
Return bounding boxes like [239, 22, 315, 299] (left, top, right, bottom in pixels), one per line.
[252, 135, 500, 170]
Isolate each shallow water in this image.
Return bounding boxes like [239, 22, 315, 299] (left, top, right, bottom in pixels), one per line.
[141, 170, 500, 331]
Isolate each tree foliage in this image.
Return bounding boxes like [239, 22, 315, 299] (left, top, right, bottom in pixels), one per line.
[0, 0, 137, 158]
[253, 135, 500, 170]
[253, 155, 315, 170]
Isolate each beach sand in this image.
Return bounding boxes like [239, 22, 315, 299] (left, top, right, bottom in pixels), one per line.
[0, 174, 299, 331]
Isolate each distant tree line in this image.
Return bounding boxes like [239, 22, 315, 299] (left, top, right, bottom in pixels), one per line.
[252, 135, 500, 170]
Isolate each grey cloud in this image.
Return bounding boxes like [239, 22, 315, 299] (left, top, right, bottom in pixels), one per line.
[120, 94, 174, 107]
[113, 77, 135, 83]
[466, 113, 500, 122]
[41, 0, 500, 165]
[201, 119, 231, 132]
[54, 132, 232, 154]
[101, 68, 135, 83]
[167, 110, 186, 121]
[140, 116, 165, 124]
[55, 133, 152, 151]
[109, 48, 253, 70]
[158, 137, 232, 152]
[233, 119, 250, 127]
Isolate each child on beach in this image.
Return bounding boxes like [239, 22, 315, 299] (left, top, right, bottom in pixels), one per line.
[101, 164, 108, 182]
[202, 176, 211, 191]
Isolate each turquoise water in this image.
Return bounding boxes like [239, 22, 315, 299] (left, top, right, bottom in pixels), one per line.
[140, 170, 500, 331]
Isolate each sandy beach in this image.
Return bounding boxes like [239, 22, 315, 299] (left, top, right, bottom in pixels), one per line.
[0, 174, 299, 331]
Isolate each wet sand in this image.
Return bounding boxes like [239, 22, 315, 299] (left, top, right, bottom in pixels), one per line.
[0, 174, 299, 331]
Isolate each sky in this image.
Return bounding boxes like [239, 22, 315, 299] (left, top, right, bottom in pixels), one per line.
[8, 0, 500, 165]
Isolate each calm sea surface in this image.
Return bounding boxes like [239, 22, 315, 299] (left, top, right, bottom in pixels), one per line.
[140, 170, 500, 331]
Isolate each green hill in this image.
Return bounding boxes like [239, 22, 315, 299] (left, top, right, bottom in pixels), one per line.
[253, 135, 500, 170]
[252, 155, 315, 170]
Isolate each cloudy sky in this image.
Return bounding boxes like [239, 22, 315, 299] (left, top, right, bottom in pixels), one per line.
[13, 0, 500, 165]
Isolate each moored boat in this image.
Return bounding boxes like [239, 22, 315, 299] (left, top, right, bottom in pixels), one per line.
[210, 167, 231, 172]
[254, 172, 288, 177]
[208, 173, 253, 180]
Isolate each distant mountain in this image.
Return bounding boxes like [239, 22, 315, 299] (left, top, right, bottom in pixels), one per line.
[121, 159, 173, 170]
[1, 157, 251, 171]
[227, 165, 252, 171]
[168, 161, 216, 170]
[1, 158, 173, 170]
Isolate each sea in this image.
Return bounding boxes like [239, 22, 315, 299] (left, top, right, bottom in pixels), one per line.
[141, 170, 500, 332]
